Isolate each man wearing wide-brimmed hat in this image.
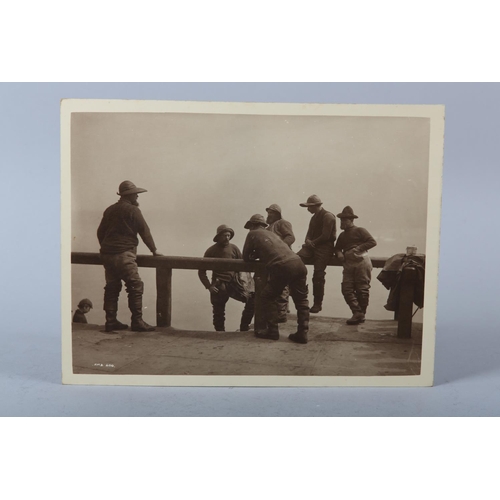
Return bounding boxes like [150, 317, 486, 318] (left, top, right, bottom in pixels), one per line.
[297, 194, 337, 313]
[334, 206, 377, 325]
[198, 224, 255, 332]
[265, 203, 296, 323]
[243, 214, 310, 344]
[97, 180, 163, 333]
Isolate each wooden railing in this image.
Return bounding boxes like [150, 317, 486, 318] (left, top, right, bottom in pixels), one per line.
[71, 252, 418, 338]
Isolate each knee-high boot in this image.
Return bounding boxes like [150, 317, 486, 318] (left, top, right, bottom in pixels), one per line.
[358, 294, 369, 315]
[126, 279, 155, 332]
[103, 281, 128, 332]
[342, 282, 365, 325]
[239, 294, 255, 331]
[311, 270, 326, 313]
[288, 308, 309, 344]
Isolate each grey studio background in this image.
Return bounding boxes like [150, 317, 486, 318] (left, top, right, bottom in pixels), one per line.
[1, 83, 497, 416]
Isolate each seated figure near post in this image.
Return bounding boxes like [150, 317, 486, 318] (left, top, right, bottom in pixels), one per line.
[198, 225, 255, 332]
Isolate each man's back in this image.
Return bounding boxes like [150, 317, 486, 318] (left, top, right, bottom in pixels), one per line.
[243, 229, 298, 267]
[267, 219, 295, 247]
[97, 199, 155, 254]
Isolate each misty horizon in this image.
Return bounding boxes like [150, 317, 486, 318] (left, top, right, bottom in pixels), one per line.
[71, 110, 430, 329]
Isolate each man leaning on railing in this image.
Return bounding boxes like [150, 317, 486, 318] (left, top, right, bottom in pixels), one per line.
[97, 180, 164, 333]
[242, 214, 310, 345]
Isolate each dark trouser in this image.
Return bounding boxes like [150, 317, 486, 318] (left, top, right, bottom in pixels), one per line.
[266, 273, 289, 322]
[297, 242, 335, 304]
[341, 253, 372, 314]
[100, 250, 145, 324]
[210, 280, 255, 331]
[276, 285, 290, 321]
[261, 259, 310, 332]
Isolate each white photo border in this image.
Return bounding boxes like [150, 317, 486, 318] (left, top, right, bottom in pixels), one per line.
[61, 99, 445, 387]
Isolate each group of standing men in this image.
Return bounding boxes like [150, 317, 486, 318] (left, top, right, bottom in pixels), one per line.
[93, 181, 377, 344]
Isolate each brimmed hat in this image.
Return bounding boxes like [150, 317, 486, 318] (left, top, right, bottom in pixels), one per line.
[78, 298, 93, 309]
[337, 206, 358, 219]
[244, 214, 268, 229]
[213, 224, 235, 242]
[266, 204, 282, 214]
[299, 194, 323, 207]
[117, 180, 148, 196]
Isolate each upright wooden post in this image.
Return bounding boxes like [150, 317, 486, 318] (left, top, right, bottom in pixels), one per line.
[397, 266, 416, 339]
[253, 269, 268, 332]
[156, 267, 172, 327]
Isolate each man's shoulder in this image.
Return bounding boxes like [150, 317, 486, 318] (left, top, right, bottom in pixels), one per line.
[277, 218, 293, 227]
[259, 229, 282, 243]
[104, 201, 139, 214]
[203, 244, 219, 257]
[358, 226, 375, 238]
[103, 202, 118, 214]
[251, 228, 273, 237]
[127, 203, 142, 215]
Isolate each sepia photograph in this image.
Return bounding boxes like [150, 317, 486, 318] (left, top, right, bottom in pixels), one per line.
[61, 99, 444, 386]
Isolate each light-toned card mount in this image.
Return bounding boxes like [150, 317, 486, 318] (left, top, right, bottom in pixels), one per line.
[61, 99, 444, 387]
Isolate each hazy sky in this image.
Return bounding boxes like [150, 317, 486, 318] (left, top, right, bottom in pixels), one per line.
[70, 111, 430, 328]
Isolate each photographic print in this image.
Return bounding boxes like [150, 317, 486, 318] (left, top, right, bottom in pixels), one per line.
[61, 99, 444, 386]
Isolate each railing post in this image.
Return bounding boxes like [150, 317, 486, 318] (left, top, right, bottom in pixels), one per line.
[156, 267, 172, 327]
[253, 269, 268, 332]
[397, 266, 416, 339]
